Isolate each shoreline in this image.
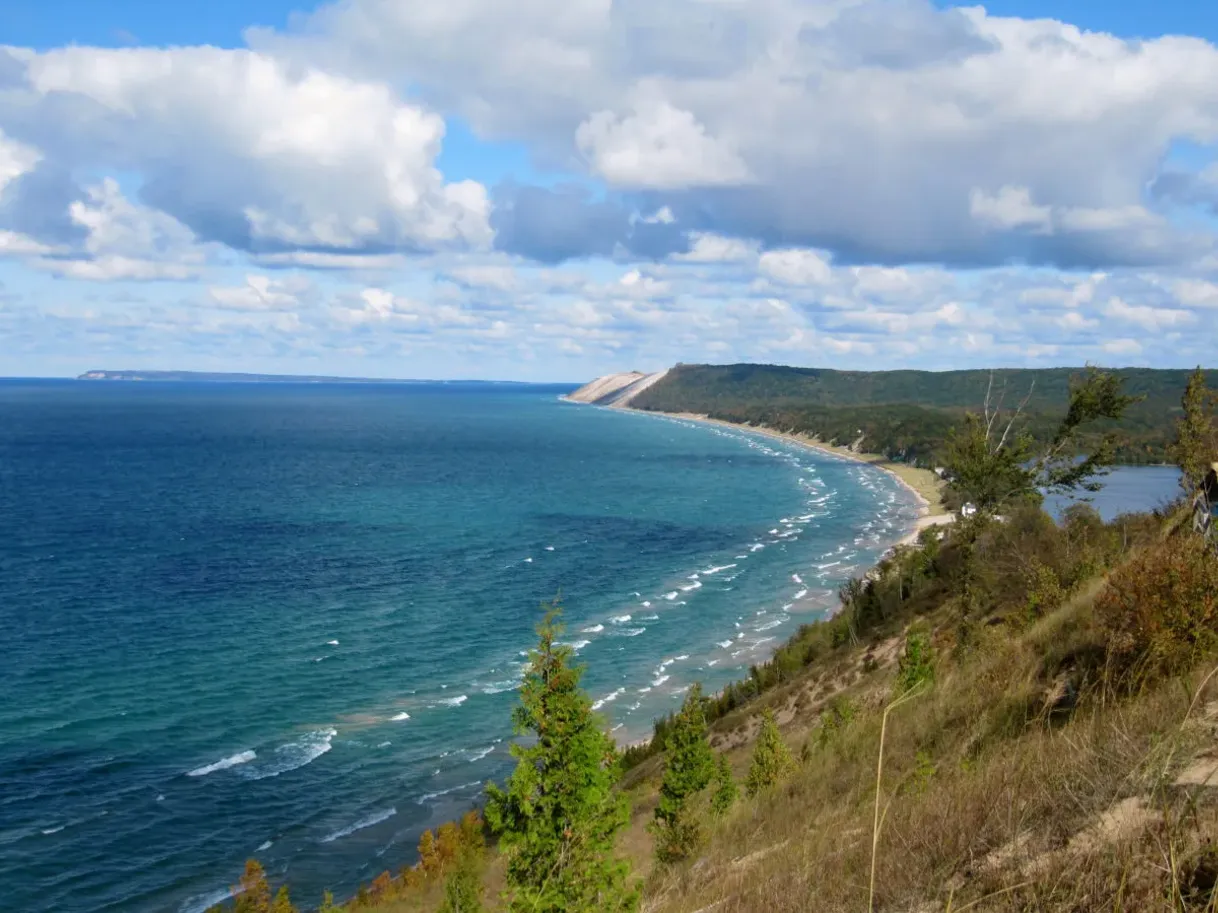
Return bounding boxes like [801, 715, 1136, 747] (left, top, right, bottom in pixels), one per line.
[624, 407, 949, 527]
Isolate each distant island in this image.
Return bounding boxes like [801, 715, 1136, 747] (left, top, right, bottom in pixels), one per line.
[77, 370, 540, 385]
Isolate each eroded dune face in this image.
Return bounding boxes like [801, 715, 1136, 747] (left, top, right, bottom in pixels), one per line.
[566, 369, 669, 406]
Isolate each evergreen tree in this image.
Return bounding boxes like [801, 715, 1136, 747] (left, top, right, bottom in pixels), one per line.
[745, 709, 793, 797]
[652, 683, 715, 862]
[484, 603, 637, 913]
[710, 753, 738, 817]
[1172, 367, 1218, 494]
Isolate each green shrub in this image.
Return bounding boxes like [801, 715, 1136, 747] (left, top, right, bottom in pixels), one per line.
[1095, 534, 1218, 685]
[895, 627, 935, 695]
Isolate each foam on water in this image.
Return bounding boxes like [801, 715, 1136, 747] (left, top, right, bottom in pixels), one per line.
[187, 750, 257, 778]
[321, 807, 397, 843]
[391, 712, 411, 721]
[436, 696, 468, 708]
[239, 730, 336, 780]
[581, 624, 605, 633]
[591, 688, 626, 710]
[417, 782, 483, 805]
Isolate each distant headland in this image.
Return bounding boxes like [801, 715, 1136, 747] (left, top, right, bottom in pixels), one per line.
[76, 370, 538, 385]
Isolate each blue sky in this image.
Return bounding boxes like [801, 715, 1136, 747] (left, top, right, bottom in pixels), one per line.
[2, 0, 1217, 379]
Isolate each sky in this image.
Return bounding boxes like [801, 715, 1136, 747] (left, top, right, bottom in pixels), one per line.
[2, 1, 1218, 380]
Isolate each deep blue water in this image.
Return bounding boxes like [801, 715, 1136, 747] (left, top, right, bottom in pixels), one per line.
[0, 381, 925, 913]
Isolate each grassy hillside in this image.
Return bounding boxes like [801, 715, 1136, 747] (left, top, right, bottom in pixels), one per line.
[629, 364, 1216, 465]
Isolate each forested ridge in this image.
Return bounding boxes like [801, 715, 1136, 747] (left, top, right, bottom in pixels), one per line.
[628, 363, 1215, 465]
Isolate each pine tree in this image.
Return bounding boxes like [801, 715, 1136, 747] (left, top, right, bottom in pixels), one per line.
[1172, 367, 1218, 494]
[484, 603, 637, 913]
[745, 709, 793, 797]
[710, 753, 738, 817]
[652, 683, 715, 862]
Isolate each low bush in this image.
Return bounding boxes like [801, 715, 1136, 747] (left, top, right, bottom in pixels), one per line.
[1095, 533, 1218, 686]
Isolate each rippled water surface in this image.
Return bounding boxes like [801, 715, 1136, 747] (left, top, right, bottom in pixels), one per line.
[0, 380, 920, 912]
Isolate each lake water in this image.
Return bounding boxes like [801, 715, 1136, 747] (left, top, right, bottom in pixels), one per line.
[0, 381, 922, 912]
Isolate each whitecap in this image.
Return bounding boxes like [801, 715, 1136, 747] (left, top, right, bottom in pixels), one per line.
[609, 615, 632, 624]
[437, 695, 468, 708]
[327, 640, 339, 646]
[794, 589, 808, 599]
[480, 681, 519, 695]
[240, 730, 335, 780]
[641, 601, 652, 608]
[417, 781, 483, 804]
[701, 564, 737, 575]
[748, 543, 765, 552]
[717, 639, 733, 648]
[544, 546, 555, 551]
[257, 840, 273, 851]
[321, 807, 397, 843]
[391, 712, 411, 721]
[466, 745, 495, 762]
[41, 826, 64, 835]
[591, 688, 626, 710]
[640, 614, 659, 621]
[180, 886, 244, 913]
[559, 640, 590, 652]
[523, 557, 533, 563]
[679, 581, 702, 592]
[187, 750, 257, 778]
[581, 624, 605, 633]
[662, 591, 679, 601]
[756, 619, 786, 631]
[792, 574, 803, 584]
[782, 603, 794, 612]
[706, 660, 719, 667]
[637, 686, 652, 693]
[652, 674, 670, 687]
[616, 627, 646, 637]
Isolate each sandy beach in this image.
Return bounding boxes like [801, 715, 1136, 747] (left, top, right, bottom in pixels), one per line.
[633, 409, 949, 522]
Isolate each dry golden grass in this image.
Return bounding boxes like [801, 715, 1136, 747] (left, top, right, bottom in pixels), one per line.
[641, 589, 1218, 913]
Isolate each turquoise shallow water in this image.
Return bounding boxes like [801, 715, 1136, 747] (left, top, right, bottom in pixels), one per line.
[0, 380, 922, 912]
